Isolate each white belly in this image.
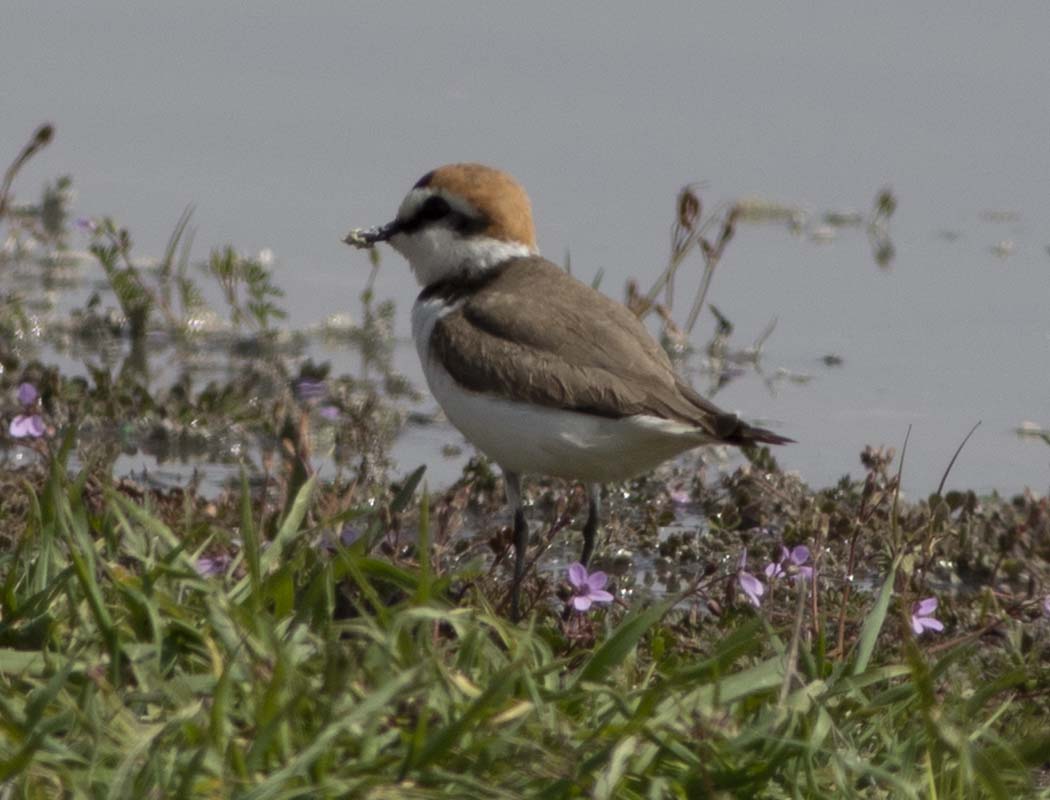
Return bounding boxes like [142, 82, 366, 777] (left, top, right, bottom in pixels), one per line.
[411, 296, 711, 483]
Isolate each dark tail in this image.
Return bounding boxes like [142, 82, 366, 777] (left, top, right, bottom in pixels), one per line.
[729, 420, 795, 447]
[675, 378, 793, 447]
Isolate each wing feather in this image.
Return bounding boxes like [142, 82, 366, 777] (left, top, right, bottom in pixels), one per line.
[429, 257, 753, 440]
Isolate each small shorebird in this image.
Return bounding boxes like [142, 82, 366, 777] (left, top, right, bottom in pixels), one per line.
[345, 163, 791, 618]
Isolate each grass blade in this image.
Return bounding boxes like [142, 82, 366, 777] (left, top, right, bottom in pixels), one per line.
[852, 556, 899, 675]
[574, 599, 674, 687]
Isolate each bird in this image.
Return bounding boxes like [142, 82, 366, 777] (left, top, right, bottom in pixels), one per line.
[344, 163, 791, 619]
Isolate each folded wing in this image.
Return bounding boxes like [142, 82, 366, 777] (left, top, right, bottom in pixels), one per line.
[429, 257, 790, 446]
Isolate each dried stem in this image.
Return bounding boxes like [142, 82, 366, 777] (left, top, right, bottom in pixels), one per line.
[0, 123, 54, 218]
[684, 206, 739, 334]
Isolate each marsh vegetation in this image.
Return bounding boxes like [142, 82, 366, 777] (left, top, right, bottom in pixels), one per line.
[2, 125, 1049, 798]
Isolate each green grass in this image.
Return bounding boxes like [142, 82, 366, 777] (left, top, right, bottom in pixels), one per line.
[2, 450, 1048, 798]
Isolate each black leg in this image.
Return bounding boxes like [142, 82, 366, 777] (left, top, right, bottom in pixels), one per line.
[504, 472, 528, 621]
[511, 507, 528, 621]
[580, 484, 600, 566]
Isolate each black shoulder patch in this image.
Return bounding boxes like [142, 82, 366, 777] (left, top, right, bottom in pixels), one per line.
[413, 171, 435, 189]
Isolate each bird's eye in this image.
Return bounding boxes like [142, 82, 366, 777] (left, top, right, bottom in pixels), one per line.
[419, 195, 451, 221]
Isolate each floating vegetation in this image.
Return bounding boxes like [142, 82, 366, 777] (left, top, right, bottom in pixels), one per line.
[1016, 421, 1050, 446]
[980, 209, 1022, 223]
[735, 196, 809, 228]
[822, 209, 864, 227]
[992, 239, 1016, 258]
[731, 187, 897, 269]
[809, 223, 837, 242]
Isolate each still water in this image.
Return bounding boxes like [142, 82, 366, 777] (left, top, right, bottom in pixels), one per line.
[3, 2, 1049, 494]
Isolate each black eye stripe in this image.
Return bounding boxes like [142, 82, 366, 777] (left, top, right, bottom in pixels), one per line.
[398, 196, 450, 234]
[398, 194, 488, 236]
[453, 213, 488, 235]
[419, 195, 451, 221]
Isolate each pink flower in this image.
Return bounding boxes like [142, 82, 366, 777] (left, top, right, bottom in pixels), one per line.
[737, 549, 765, 607]
[293, 378, 327, 403]
[9, 414, 44, 438]
[911, 597, 944, 635]
[195, 553, 231, 577]
[567, 562, 614, 612]
[765, 545, 814, 581]
[9, 382, 44, 438]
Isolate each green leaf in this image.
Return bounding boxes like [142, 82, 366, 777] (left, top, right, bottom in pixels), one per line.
[574, 598, 674, 687]
[0, 648, 52, 676]
[391, 465, 426, 513]
[694, 655, 784, 707]
[260, 474, 316, 575]
[240, 467, 261, 611]
[664, 617, 764, 686]
[21, 658, 75, 731]
[971, 744, 1011, 800]
[414, 485, 431, 606]
[107, 490, 196, 573]
[241, 669, 419, 800]
[852, 556, 899, 675]
[593, 734, 637, 799]
[411, 660, 522, 770]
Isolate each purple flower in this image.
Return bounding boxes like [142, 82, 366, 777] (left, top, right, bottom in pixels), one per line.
[318, 404, 341, 421]
[567, 562, 614, 612]
[74, 216, 98, 234]
[17, 382, 38, 406]
[9, 414, 45, 438]
[765, 545, 814, 581]
[318, 524, 364, 556]
[195, 553, 231, 577]
[294, 378, 327, 403]
[1042, 595, 1050, 618]
[737, 549, 765, 607]
[339, 524, 362, 546]
[911, 597, 944, 635]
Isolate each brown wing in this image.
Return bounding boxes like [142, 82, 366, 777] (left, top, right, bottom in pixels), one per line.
[429, 257, 783, 444]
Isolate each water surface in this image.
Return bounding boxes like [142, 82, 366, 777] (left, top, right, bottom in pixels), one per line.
[4, 1, 1049, 493]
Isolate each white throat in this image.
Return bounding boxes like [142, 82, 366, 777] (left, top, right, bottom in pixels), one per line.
[391, 227, 535, 287]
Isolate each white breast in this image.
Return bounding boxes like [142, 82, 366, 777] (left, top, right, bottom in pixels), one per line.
[411, 296, 711, 483]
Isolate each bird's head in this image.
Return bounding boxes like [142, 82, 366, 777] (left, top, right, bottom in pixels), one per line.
[345, 163, 538, 287]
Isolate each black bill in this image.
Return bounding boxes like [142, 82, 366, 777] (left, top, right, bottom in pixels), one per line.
[342, 219, 401, 249]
